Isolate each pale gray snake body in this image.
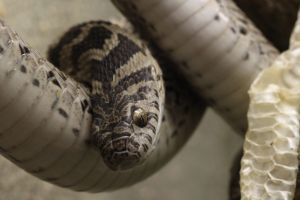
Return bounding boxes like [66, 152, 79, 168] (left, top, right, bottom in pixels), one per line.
[1, 0, 300, 199]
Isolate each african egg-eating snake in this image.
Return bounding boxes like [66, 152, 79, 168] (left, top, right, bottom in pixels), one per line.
[0, 0, 298, 199]
[0, 14, 203, 192]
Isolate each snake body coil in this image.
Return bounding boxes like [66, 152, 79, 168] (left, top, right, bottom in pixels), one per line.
[0, 18, 203, 191]
[2, 0, 300, 198]
[112, 0, 278, 134]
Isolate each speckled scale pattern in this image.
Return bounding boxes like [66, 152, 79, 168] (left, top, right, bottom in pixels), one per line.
[112, 0, 279, 133]
[0, 19, 205, 191]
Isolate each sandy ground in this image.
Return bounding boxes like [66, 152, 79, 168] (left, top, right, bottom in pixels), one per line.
[0, 1, 242, 200]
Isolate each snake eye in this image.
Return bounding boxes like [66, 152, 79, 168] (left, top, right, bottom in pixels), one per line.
[132, 108, 148, 128]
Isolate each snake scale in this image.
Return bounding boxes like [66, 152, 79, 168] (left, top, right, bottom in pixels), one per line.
[1, 0, 300, 199]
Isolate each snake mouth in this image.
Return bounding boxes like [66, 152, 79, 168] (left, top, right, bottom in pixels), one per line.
[103, 151, 141, 170]
[101, 136, 147, 170]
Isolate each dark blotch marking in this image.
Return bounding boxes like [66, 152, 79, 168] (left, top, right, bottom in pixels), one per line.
[48, 22, 85, 66]
[20, 65, 27, 73]
[58, 108, 69, 119]
[145, 134, 153, 144]
[56, 70, 67, 81]
[51, 79, 62, 89]
[151, 100, 160, 111]
[214, 14, 220, 21]
[72, 128, 80, 137]
[142, 144, 149, 152]
[156, 74, 161, 81]
[150, 111, 160, 121]
[0, 45, 4, 54]
[114, 66, 154, 93]
[243, 52, 250, 61]
[258, 45, 264, 55]
[146, 123, 156, 134]
[19, 44, 30, 55]
[91, 33, 142, 83]
[239, 27, 247, 35]
[32, 79, 40, 87]
[230, 27, 236, 34]
[51, 97, 59, 110]
[87, 107, 93, 114]
[71, 25, 113, 66]
[240, 18, 248, 25]
[154, 90, 159, 98]
[81, 99, 89, 111]
[47, 71, 55, 79]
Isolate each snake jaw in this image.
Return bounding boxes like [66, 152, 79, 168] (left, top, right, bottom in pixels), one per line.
[99, 134, 153, 170]
[91, 111, 157, 171]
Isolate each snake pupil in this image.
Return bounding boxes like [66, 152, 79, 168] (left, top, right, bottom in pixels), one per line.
[132, 108, 148, 127]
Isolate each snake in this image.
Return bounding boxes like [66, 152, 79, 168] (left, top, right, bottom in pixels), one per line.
[0, 16, 203, 191]
[111, 1, 300, 199]
[0, 0, 300, 199]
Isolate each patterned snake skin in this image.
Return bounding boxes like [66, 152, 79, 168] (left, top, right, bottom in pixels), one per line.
[1, 0, 300, 199]
[0, 18, 204, 191]
[48, 21, 165, 171]
[112, 0, 278, 134]
[111, 0, 300, 199]
[111, 0, 299, 199]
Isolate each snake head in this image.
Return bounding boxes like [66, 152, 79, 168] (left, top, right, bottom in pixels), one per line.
[91, 83, 164, 170]
[47, 20, 165, 170]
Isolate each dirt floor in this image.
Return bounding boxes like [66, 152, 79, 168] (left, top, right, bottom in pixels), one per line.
[0, 1, 242, 200]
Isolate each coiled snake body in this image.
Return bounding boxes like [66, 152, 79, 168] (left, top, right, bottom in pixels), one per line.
[0, 15, 202, 191]
[1, 0, 300, 199]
